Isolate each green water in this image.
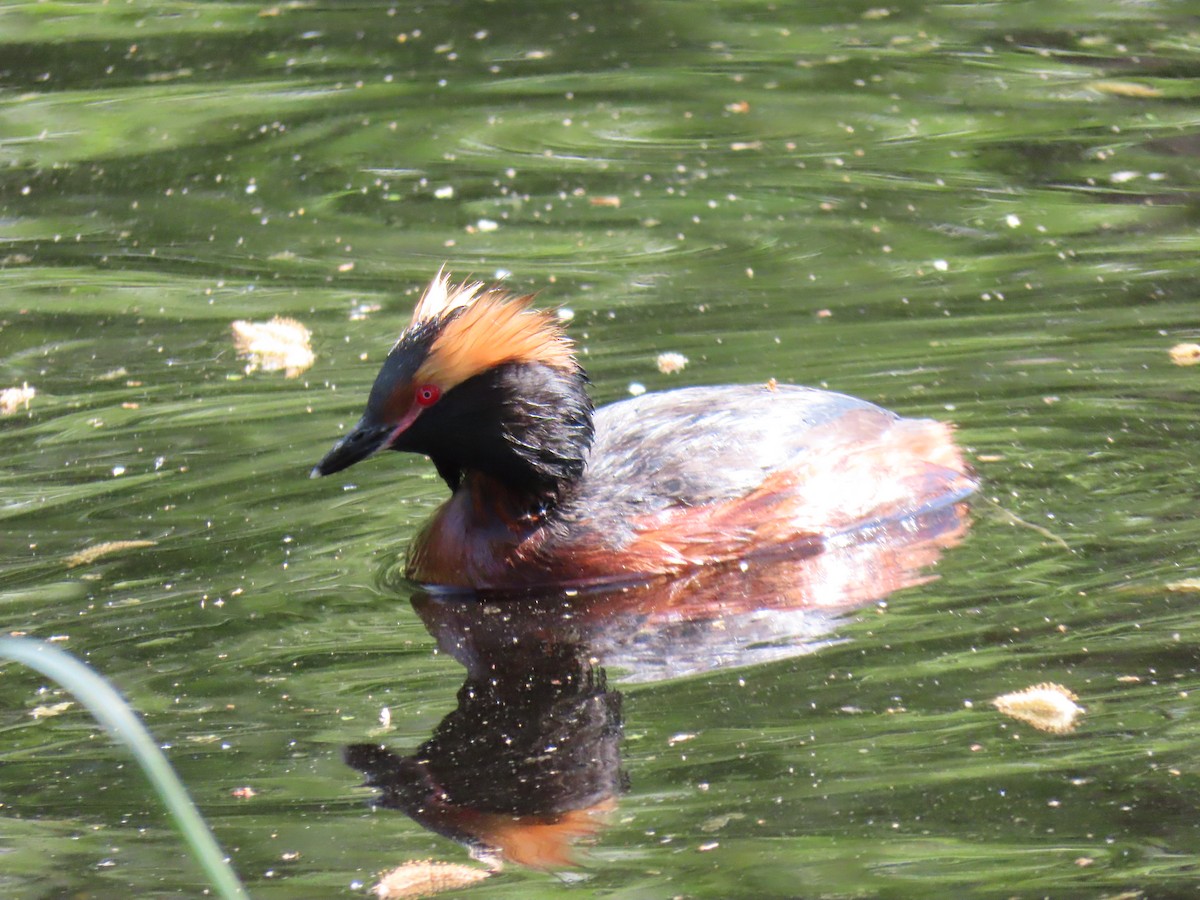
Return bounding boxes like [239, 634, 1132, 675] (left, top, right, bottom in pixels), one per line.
[3, 1, 1200, 897]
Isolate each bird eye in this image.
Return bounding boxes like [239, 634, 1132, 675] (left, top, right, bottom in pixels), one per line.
[415, 383, 441, 407]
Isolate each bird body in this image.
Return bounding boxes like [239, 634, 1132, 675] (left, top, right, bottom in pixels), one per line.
[314, 272, 974, 590]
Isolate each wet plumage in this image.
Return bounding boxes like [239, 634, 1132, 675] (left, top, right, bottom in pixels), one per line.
[314, 271, 975, 589]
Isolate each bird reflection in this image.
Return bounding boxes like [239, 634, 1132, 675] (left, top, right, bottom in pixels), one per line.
[344, 499, 969, 868]
[345, 645, 622, 869]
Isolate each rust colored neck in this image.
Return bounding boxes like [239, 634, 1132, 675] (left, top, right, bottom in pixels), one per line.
[406, 472, 556, 588]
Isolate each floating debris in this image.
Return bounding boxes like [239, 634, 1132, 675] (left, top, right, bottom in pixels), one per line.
[66, 540, 157, 568]
[0, 383, 35, 415]
[992, 682, 1082, 734]
[366, 704, 394, 737]
[1168, 343, 1200, 366]
[1165, 578, 1200, 593]
[350, 301, 383, 321]
[1089, 80, 1162, 98]
[231, 316, 314, 378]
[30, 701, 74, 719]
[373, 861, 491, 900]
[656, 352, 689, 375]
[700, 812, 745, 833]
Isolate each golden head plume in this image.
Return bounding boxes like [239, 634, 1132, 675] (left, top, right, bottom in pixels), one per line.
[408, 269, 578, 392]
[408, 266, 486, 326]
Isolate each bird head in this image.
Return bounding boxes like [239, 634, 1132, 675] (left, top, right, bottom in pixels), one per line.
[312, 270, 593, 498]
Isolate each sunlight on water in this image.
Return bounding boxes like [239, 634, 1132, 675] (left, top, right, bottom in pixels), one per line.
[2, 2, 1200, 897]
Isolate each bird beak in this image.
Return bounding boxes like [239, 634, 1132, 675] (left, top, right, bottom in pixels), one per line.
[310, 417, 394, 478]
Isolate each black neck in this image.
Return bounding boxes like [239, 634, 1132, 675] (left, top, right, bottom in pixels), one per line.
[400, 362, 594, 508]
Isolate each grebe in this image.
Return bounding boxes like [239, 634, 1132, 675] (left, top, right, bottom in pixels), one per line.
[313, 271, 975, 589]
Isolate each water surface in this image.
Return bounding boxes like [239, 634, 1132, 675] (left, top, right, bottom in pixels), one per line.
[3, 2, 1200, 897]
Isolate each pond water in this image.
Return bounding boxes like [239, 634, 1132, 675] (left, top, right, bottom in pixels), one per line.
[3, 1, 1200, 897]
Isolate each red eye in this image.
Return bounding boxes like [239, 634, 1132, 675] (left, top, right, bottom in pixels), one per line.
[415, 383, 441, 407]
